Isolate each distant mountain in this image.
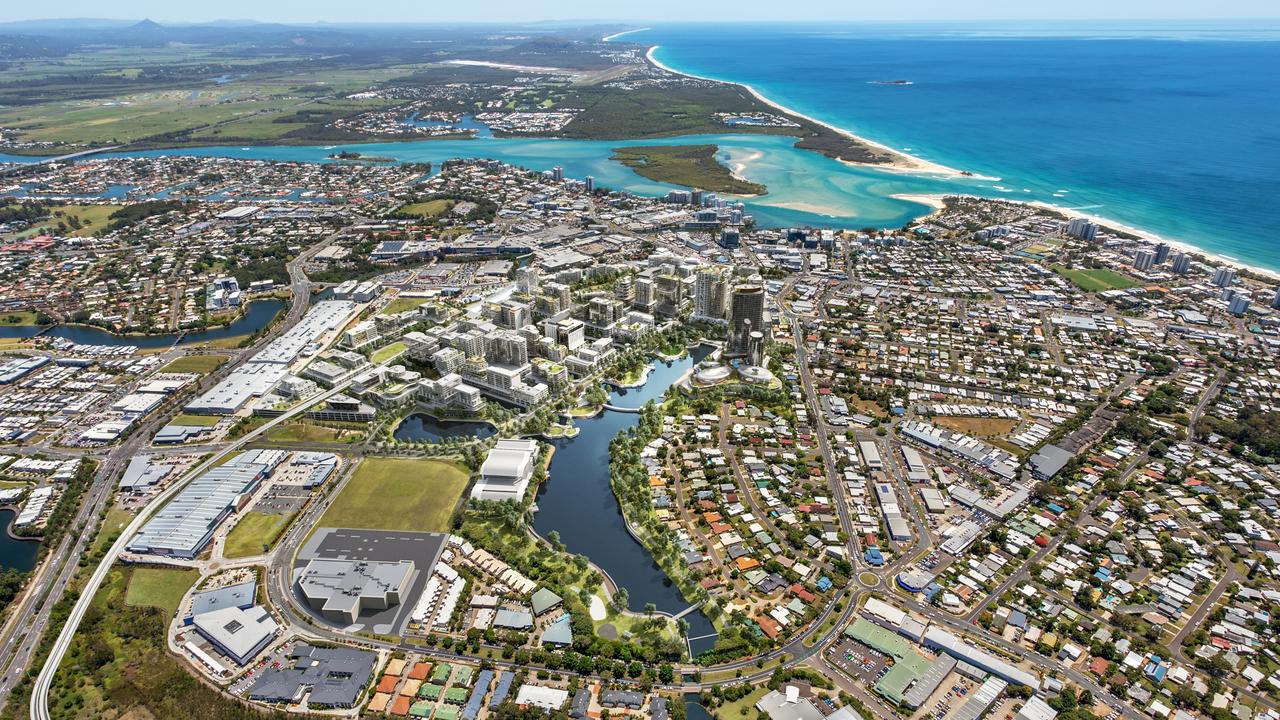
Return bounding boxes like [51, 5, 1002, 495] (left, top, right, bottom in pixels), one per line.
[0, 18, 141, 31]
[130, 19, 163, 30]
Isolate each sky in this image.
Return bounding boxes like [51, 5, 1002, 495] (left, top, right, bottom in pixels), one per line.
[5, 0, 1280, 25]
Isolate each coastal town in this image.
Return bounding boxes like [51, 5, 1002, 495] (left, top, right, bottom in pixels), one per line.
[0, 146, 1277, 720]
[0, 9, 1274, 720]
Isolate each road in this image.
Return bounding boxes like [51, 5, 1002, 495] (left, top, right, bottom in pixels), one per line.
[26, 240, 332, 720]
[1186, 370, 1223, 442]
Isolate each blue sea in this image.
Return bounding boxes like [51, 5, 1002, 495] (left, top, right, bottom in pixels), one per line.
[634, 22, 1280, 271]
[3, 21, 1278, 271]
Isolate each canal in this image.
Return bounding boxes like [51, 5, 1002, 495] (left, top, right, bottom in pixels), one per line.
[534, 346, 720, 657]
[0, 510, 40, 573]
[393, 415, 497, 442]
[0, 298, 285, 347]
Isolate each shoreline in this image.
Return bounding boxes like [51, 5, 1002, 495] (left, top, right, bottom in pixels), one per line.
[601, 28, 650, 43]
[638, 40, 1280, 279]
[897, 192, 1280, 282]
[643, 45, 970, 178]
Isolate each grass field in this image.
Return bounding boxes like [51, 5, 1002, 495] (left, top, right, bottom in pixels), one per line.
[160, 354, 228, 374]
[190, 333, 252, 349]
[264, 422, 363, 444]
[610, 144, 767, 196]
[124, 566, 200, 616]
[0, 311, 39, 326]
[710, 687, 769, 719]
[92, 505, 135, 557]
[18, 204, 120, 238]
[383, 297, 429, 315]
[371, 341, 408, 364]
[397, 199, 454, 218]
[1052, 265, 1140, 292]
[933, 416, 1021, 438]
[317, 457, 470, 532]
[169, 413, 222, 427]
[224, 511, 296, 558]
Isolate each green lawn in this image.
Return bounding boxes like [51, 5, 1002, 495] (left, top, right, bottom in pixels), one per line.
[1052, 265, 1141, 292]
[711, 687, 769, 720]
[384, 297, 429, 315]
[371, 341, 408, 364]
[169, 413, 223, 427]
[317, 457, 470, 532]
[20, 204, 121, 238]
[124, 567, 200, 616]
[224, 510, 296, 558]
[160, 354, 228, 374]
[0, 311, 40, 326]
[92, 505, 135, 556]
[397, 199, 454, 218]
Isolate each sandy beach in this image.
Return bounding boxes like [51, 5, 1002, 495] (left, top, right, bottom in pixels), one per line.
[624, 40, 1278, 281]
[445, 59, 566, 74]
[644, 46, 970, 178]
[601, 28, 650, 42]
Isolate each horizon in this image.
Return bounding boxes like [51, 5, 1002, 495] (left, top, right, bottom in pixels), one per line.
[4, 0, 1280, 26]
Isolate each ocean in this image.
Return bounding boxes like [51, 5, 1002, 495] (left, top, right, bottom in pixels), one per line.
[634, 22, 1280, 271]
[4, 22, 1277, 272]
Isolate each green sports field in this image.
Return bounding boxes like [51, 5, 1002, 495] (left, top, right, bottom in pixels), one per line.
[1052, 265, 1141, 292]
[316, 457, 470, 532]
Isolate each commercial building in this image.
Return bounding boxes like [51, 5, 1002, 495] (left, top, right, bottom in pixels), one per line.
[297, 558, 415, 625]
[249, 643, 376, 708]
[1029, 444, 1073, 480]
[694, 266, 730, 321]
[128, 450, 284, 558]
[185, 301, 354, 414]
[186, 579, 257, 622]
[729, 284, 766, 354]
[191, 605, 279, 665]
[922, 627, 1039, 689]
[472, 439, 540, 502]
[515, 684, 569, 711]
[1015, 697, 1059, 720]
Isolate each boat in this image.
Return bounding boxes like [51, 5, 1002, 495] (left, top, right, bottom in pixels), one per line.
[869, 79, 913, 85]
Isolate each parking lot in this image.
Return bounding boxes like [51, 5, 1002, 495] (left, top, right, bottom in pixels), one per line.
[255, 484, 311, 514]
[826, 638, 889, 685]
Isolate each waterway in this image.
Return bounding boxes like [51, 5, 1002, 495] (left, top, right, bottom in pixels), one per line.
[533, 347, 719, 657]
[0, 510, 40, 573]
[393, 414, 497, 442]
[685, 696, 713, 720]
[0, 297, 285, 348]
[0, 133, 988, 237]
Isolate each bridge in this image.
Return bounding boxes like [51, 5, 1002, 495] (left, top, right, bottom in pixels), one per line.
[601, 403, 642, 414]
[0, 145, 121, 175]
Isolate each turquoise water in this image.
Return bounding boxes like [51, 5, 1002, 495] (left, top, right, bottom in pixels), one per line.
[632, 22, 1280, 270]
[38, 134, 981, 231]
[4, 21, 1276, 269]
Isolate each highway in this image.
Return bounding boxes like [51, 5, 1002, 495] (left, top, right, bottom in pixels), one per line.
[25, 239, 333, 720]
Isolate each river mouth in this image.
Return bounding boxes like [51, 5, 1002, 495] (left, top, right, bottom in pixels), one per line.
[532, 345, 719, 657]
